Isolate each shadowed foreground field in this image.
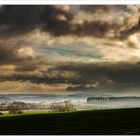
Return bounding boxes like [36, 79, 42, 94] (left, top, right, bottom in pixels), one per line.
[0, 108, 140, 135]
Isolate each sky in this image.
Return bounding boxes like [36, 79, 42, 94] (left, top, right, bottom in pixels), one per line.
[0, 5, 140, 94]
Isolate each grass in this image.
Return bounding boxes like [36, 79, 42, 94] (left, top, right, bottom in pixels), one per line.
[0, 108, 140, 135]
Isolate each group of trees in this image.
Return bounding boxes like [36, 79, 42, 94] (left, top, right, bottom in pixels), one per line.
[0, 101, 44, 111]
[0, 101, 44, 115]
[8, 105, 24, 114]
[0, 100, 76, 114]
[87, 96, 140, 103]
[49, 101, 76, 112]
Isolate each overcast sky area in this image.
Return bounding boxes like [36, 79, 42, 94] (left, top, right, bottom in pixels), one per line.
[0, 5, 140, 94]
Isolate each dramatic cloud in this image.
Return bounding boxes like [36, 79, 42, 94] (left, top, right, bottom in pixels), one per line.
[0, 61, 139, 93]
[55, 62, 140, 92]
[0, 5, 140, 93]
[0, 5, 139, 39]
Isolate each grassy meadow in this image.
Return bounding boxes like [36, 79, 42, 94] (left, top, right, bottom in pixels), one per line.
[0, 108, 140, 134]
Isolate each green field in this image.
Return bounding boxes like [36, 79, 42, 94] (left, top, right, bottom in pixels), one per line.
[0, 108, 140, 135]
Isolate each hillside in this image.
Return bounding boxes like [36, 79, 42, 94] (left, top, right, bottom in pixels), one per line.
[0, 108, 140, 135]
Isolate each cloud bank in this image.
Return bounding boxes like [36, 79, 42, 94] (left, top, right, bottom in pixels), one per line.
[0, 5, 139, 93]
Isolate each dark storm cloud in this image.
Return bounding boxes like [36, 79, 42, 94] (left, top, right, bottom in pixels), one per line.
[40, 5, 125, 38]
[40, 6, 73, 36]
[54, 62, 140, 91]
[56, 62, 140, 83]
[78, 5, 140, 39]
[0, 5, 73, 37]
[0, 41, 45, 72]
[0, 61, 140, 92]
[0, 6, 42, 37]
[0, 5, 139, 40]
[0, 42, 18, 64]
[71, 21, 113, 38]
